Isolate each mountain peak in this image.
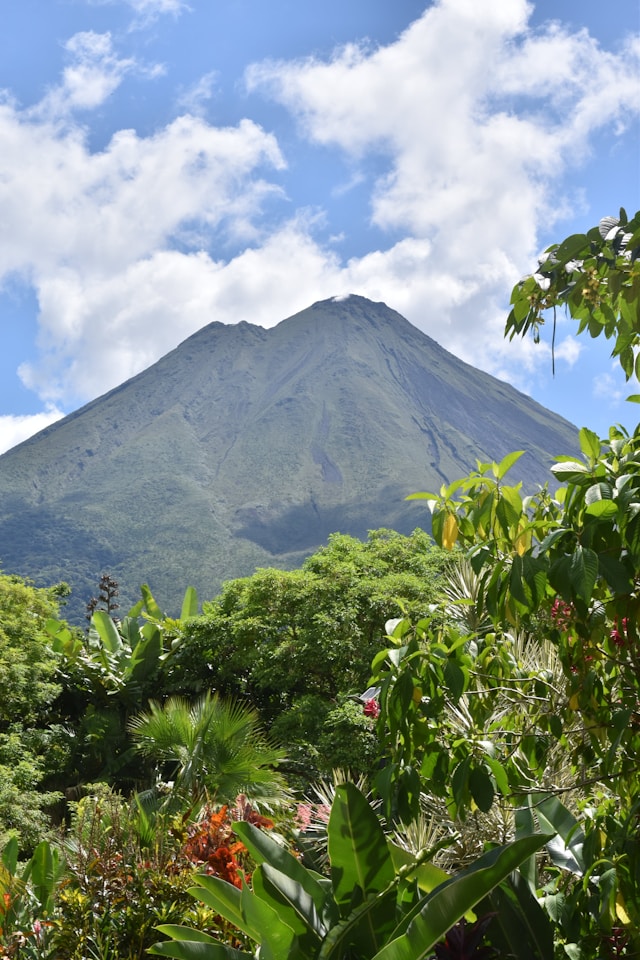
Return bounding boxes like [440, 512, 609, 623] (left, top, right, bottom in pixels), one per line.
[0, 296, 577, 620]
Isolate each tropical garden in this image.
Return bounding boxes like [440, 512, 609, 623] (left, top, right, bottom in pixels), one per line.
[1, 209, 639, 958]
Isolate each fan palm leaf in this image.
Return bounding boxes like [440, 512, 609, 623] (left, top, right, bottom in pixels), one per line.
[129, 692, 288, 806]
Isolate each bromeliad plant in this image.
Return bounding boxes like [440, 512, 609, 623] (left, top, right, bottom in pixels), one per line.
[149, 781, 550, 960]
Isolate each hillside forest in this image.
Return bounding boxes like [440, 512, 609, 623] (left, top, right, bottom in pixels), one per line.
[1, 210, 640, 959]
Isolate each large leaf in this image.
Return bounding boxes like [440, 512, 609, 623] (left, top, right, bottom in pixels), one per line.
[234, 821, 333, 924]
[92, 609, 122, 653]
[328, 783, 395, 916]
[371, 834, 552, 960]
[149, 927, 249, 959]
[318, 889, 398, 960]
[181, 585, 199, 619]
[484, 872, 554, 960]
[252, 863, 325, 944]
[189, 876, 261, 943]
[21, 840, 63, 913]
[532, 795, 585, 875]
[240, 881, 299, 960]
[128, 625, 163, 681]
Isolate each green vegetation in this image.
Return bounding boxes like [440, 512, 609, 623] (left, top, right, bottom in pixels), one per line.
[1, 211, 639, 957]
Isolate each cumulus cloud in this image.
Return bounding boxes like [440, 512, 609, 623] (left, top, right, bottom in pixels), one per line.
[0, 407, 65, 456]
[246, 0, 639, 369]
[33, 32, 138, 117]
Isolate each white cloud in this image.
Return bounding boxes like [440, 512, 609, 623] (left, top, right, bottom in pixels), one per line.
[176, 72, 219, 117]
[90, 0, 188, 22]
[0, 408, 65, 456]
[34, 32, 137, 117]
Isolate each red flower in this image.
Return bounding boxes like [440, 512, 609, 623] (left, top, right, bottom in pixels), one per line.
[363, 698, 380, 718]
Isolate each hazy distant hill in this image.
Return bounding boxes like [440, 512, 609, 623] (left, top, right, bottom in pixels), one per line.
[0, 295, 577, 620]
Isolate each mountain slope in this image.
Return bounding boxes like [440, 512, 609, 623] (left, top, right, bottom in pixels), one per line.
[0, 295, 577, 619]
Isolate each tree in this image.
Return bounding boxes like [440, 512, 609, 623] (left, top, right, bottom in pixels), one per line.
[0, 573, 65, 850]
[129, 692, 289, 809]
[385, 210, 640, 953]
[170, 529, 449, 783]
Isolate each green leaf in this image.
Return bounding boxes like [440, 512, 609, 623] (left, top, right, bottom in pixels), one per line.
[253, 863, 324, 943]
[371, 834, 552, 960]
[568, 545, 598, 602]
[328, 783, 395, 916]
[234, 821, 331, 922]
[555, 233, 588, 264]
[469, 766, 495, 813]
[152, 926, 220, 944]
[443, 659, 466, 701]
[550, 461, 591, 481]
[485, 873, 555, 960]
[240, 880, 299, 958]
[1, 836, 18, 876]
[578, 427, 601, 461]
[180, 586, 199, 619]
[140, 583, 165, 620]
[492, 451, 525, 480]
[532, 796, 585, 875]
[188, 876, 260, 943]
[584, 500, 618, 518]
[318, 889, 398, 960]
[92, 610, 122, 653]
[149, 934, 249, 959]
[128, 626, 163, 680]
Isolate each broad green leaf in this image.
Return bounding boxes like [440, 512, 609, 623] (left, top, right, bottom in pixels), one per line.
[140, 583, 164, 620]
[554, 233, 588, 264]
[253, 863, 324, 943]
[128, 627, 162, 680]
[1, 836, 19, 876]
[152, 926, 220, 944]
[532, 796, 585, 875]
[189, 876, 260, 942]
[149, 935, 249, 959]
[234, 822, 332, 922]
[318, 889, 397, 960]
[584, 481, 613, 504]
[92, 610, 122, 653]
[492, 450, 525, 480]
[550, 461, 591, 481]
[584, 500, 618, 518]
[371, 834, 552, 960]
[485, 873, 554, 960]
[22, 841, 62, 912]
[578, 427, 601, 461]
[240, 880, 299, 958]
[469, 766, 494, 813]
[443, 659, 466, 701]
[568, 545, 598, 602]
[328, 783, 395, 916]
[484, 758, 509, 797]
[180, 585, 199, 619]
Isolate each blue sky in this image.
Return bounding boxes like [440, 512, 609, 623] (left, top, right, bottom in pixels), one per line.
[0, 0, 638, 455]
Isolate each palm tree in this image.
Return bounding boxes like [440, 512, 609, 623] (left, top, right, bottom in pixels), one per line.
[128, 692, 288, 808]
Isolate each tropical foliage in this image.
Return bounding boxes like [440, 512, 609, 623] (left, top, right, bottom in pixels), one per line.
[1, 211, 639, 957]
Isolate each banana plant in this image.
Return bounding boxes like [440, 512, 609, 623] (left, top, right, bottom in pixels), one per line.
[150, 782, 551, 960]
[46, 583, 198, 699]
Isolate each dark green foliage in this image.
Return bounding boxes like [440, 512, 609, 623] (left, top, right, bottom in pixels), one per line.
[0, 573, 64, 850]
[170, 530, 449, 779]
